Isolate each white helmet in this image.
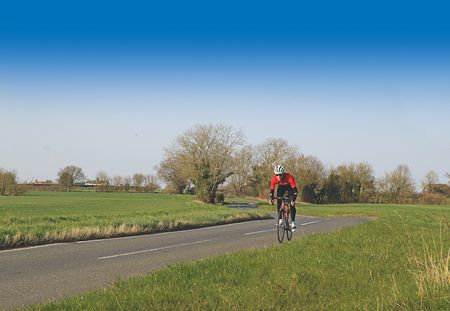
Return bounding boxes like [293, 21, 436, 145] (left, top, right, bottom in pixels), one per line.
[274, 165, 285, 175]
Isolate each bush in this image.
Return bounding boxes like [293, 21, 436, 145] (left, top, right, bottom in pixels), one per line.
[0, 169, 19, 196]
[15, 184, 28, 196]
[419, 193, 447, 205]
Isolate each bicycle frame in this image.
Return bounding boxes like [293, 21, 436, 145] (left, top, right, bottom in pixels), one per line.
[276, 195, 293, 243]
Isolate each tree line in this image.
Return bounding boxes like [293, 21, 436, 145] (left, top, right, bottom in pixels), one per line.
[157, 124, 450, 204]
[2, 124, 449, 204]
[54, 166, 160, 192]
[0, 166, 160, 194]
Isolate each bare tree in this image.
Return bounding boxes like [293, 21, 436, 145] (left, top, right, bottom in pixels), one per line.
[113, 175, 123, 192]
[255, 138, 298, 170]
[143, 174, 160, 192]
[157, 151, 189, 194]
[132, 173, 145, 192]
[96, 170, 110, 192]
[123, 176, 132, 192]
[421, 170, 439, 193]
[160, 124, 245, 203]
[335, 164, 358, 202]
[250, 138, 298, 197]
[354, 162, 376, 202]
[228, 145, 255, 196]
[376, 165, 415, 203]
[293, 155, 326, 203]
[392, 165, 415, 200]
[57, 165, 86, 191]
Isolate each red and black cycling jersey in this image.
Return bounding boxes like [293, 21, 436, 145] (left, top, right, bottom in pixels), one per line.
[270, 172, 297, 191]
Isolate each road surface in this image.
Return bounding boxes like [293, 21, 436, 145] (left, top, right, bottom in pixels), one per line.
[0, 216, 367, 309]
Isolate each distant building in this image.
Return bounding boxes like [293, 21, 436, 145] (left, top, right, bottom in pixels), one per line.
[78, 180, 108, 188]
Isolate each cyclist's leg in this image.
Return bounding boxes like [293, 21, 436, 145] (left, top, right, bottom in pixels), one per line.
[289, 188, 297, 222]
[276, 185, 286, 214]
[278, 185, 290, 222]
[275, 186, 283, 225]
[290, 202, 296, 222]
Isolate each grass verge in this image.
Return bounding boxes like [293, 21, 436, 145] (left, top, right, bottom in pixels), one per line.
[0, 192, 270, 249]
[24, 203, 450, 310]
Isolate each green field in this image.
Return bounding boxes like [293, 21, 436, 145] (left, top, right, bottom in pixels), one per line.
[0, 192, 270, 249]
[21, 201, 449, 310]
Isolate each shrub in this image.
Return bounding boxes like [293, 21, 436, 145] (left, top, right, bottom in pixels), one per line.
[0, 169, 19, 196]
[419, 193, 447, 205]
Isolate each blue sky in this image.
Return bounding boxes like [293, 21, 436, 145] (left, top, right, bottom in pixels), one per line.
[1, 1, 449, 186]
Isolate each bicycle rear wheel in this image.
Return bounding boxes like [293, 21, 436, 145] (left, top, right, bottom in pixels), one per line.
[277, 209, 285, 243]
[286, 210, 293, 241]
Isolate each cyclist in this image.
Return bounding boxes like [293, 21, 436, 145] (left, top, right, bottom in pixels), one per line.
[269, 165, 298, 231]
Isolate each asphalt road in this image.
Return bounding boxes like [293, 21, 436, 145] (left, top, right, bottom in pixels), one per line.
[0, 216, 367, 310]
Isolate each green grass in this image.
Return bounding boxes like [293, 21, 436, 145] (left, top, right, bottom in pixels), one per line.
[0, 192, 270, 249]
[24, 203, 450, 310]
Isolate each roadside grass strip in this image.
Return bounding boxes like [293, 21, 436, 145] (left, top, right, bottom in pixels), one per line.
[24, 204, 450, 310]
[0, 192, 270, 249]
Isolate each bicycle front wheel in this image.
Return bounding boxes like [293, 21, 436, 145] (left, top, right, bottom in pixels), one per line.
[277, 209, 285, 243]
[286, 210, 293, 241]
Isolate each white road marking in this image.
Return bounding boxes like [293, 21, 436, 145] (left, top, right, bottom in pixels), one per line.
[301, 220, 321, 226]
[245, 229, 276, 235]
[97, 239, 214, 260]
[1, 218, 317, 252]
[0, 243, 67, 253]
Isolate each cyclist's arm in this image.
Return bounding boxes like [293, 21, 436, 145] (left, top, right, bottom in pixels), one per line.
[269, 175, 277, 191]
[287, 174, 298, 201]
[292, 186, 298, 201]
[269, 176, 277, 198]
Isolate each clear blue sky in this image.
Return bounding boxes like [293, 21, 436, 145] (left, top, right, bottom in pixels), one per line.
[1, 0, 449, 186]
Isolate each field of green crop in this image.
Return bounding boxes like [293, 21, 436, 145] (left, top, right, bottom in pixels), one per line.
[0, 192, 270, 249]
[24, 202, 450, 310]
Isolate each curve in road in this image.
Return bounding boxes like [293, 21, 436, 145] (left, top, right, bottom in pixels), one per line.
[0, 216, 367, 310]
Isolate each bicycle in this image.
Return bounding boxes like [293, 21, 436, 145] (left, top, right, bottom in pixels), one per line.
[275, 195, 294, 243]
